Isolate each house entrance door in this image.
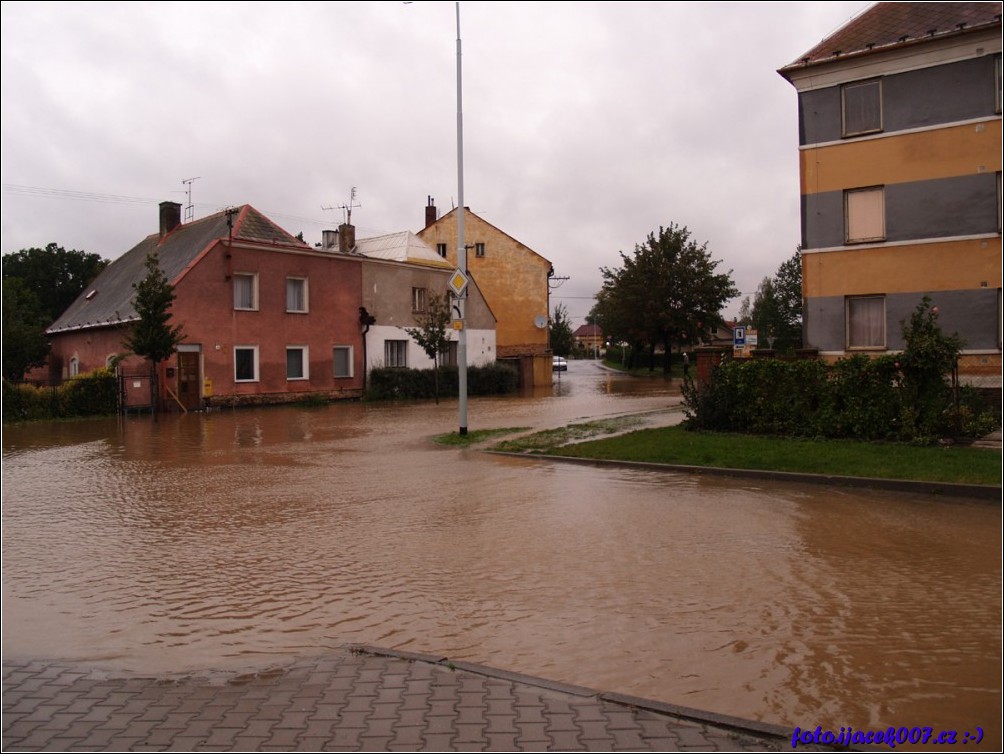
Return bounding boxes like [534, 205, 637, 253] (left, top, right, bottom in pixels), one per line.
[176, 351, 201, 410]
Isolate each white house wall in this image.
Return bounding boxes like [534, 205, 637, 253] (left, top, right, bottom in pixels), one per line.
[365, 325, 496, 372]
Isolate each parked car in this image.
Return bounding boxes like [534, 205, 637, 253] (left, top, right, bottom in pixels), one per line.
[552, 356, 567, 372]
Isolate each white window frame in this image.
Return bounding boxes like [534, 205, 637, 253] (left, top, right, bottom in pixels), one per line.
[412, 287, 427, 312]
[845, 187, 885, 244]
[385, 340, 408, 368]
[436, 243, 447, 258]
[333, 345, 354, 378]
[846, 296, 886, 350]
[234, 345, 259, 382]
[69, 356, 80, 377]
[285, 277, 308, 313]
[841, 79, 882, 137]
[286, 346, 309, 381]
[233, 272, 258, 311]
[475, 242, 485, 258]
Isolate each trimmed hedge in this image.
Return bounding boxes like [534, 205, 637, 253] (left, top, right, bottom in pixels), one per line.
[682, 356, 999, 443]
[2, 368, 119, 422]
[366, 363, 519, 401]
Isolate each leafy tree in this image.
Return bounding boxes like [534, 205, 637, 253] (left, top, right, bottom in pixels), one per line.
[404, 291, 453, 403]
[598, 224, 738, 375]
[122, 252, 185, 413]
[749, 249, 802, 353]
[2, 278, 51, 382]
[549, 303, 575, 357]
[2, 243, 108, 323]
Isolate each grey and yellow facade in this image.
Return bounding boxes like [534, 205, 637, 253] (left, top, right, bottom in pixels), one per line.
[778, 2, 1002, 378]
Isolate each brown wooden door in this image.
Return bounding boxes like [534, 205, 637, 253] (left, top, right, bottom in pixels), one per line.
[176, 352, 201, 410]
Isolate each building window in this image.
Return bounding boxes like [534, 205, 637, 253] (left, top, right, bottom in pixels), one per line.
[440, 341, 458, 367]
[333, 346, 353, 378]
[841, 79, 882, 137]
[385, 340, 408, 367]
[69, 356, 79, 377]
[845, 187, 885, 243]
[286, 346, 308, 380]
[475, 242, 485, 258]
[436, 243, 447, 258]
[286, 277, 308, 313]
[846, 296, 886, 350]
[234, 273, 258, 310]
[234, 346, 259, 382]
[413, 287, 427, 312]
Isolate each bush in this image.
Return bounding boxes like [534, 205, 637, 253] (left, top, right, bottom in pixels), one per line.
[366, 362, 519, 401]
[683, 298, 999, 443]
[2, 368, 118, 423]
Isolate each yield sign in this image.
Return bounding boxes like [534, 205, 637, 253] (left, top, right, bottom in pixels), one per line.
[448, 268, 469, 297]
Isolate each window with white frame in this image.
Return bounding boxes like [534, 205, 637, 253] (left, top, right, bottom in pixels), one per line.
[385, 340, 408, 367]
[333, 346, 353, 378]
[233, 273, 258, 310]
[436, 243, 447, 258]
[286, 346, 308, 380]
[234, 345, 259, 381]
[286, 277, 308, 313]
[412, 287, 427, 312]
[475, 242, 485, 258]
[69, 356, 79, 377]
[846, 296, 886, 350]
[845, 187, 885, 243]
[841, 79, 882, 137]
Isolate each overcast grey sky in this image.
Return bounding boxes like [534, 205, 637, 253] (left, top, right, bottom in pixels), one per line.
[1, 1, 870, 327]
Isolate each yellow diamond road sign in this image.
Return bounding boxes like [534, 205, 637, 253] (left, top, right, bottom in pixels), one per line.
[448, 268, 469, 297]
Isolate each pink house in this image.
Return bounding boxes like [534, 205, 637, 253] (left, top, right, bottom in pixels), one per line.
[46, 202, 366, 410]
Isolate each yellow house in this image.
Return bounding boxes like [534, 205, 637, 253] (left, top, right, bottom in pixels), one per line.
[778, 2, 1002, 381]
[418, 199, 554, 386]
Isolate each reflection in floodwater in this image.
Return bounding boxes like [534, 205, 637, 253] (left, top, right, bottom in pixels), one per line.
[2, 362, 1000, 750]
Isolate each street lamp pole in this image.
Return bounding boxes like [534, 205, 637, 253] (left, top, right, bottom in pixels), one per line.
[455, 0, 468, 435]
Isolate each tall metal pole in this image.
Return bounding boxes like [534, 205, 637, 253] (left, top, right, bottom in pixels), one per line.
[455, 0, 468, 435]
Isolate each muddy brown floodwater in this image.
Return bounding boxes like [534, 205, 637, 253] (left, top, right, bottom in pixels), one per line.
[3, 362, 1001, 750]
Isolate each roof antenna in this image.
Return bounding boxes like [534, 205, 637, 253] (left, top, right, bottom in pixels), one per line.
[339, 186, 361, 225]
[182, 177, 200, 222]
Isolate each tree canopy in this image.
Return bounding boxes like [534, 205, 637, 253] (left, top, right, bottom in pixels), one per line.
[2, 243, 108, 324]
[593, 224, 737, 374]
[750, 249, 802, 353]
[2, 278, 51, 382]
[123, 251, 185, 369]
[549, 303, 575, 357]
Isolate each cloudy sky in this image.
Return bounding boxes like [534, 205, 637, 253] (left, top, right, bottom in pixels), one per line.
[2, 0, 870, 327]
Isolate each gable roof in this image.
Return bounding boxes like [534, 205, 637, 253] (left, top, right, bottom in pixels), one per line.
[424, 207, 554, 269]
[574, 324, 603, 338]
[778, 2, 1002, 75]
[355, 231, 451, 269]
[47, 205, 310, 334]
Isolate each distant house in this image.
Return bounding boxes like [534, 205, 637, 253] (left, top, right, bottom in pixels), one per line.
[417, 198, 553, 387]
[46, 202, 366, 409]
[778, 2, 1002, 379]
[573, 324, 604, 353]
[351, 230, 496, 373]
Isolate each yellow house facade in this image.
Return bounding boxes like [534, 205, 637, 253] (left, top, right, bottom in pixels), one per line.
[778, 2, 1002, 380]
[418, 200, 554, 386]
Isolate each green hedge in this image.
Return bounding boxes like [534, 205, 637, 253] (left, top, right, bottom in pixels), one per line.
[2, 368, 118, 422]
[366, 363, 519, 401]
[682, 356, 999, 443]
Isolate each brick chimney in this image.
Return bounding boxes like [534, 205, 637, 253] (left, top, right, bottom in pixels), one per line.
[159, 201, 182, 238]
[425, 195, 437, 228]
[338, 222, 355, 253]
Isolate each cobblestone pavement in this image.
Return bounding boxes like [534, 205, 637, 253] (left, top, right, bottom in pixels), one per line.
[3, 645, 843, 752]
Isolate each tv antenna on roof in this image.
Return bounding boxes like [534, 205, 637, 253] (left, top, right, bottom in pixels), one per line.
[323, 187, 361, 225]
[182, 177, 200, 222]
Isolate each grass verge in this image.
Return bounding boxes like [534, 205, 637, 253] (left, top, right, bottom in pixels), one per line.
[433, 427, 530, 447]
[493, 424, 1001, 487]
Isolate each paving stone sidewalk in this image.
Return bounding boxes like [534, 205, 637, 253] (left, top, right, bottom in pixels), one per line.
[3, 644, 840, 752]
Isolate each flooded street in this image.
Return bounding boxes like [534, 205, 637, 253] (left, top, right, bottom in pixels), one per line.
[3, 361, 1001, 748]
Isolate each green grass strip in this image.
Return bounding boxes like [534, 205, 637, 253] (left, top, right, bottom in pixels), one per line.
[433, 427, 530, 446]
[515, 425, 1002, 487]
